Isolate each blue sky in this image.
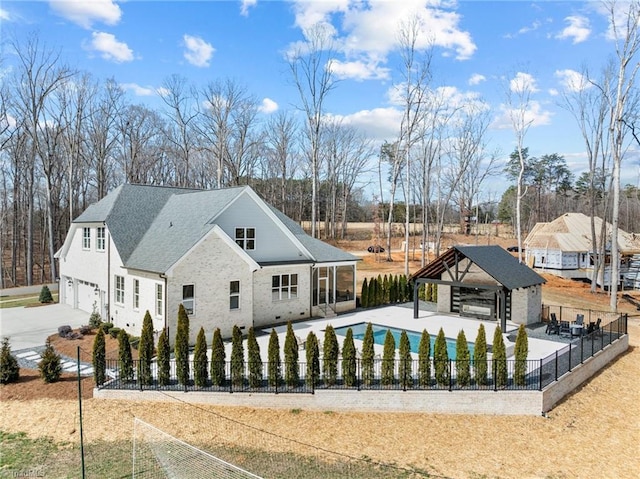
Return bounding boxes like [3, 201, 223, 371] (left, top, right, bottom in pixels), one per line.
[2, 0, 639, 201]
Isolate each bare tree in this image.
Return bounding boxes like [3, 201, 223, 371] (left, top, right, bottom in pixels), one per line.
[288, 23, 338, 238]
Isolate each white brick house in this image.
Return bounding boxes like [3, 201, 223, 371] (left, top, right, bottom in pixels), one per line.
[56, 184, 358, 342]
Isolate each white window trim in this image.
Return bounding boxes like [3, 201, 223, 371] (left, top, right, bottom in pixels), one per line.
[96, 227, 106, 252]
[114, 275, 125, 305]
[133, 279, 139, 310]
[182, 284, 195, 315]
[234, 227, 256, 251]
[155, 284, 163, 318]
[230, 280, 240, 310]
[82, 228, 91, 250]
[272, 273, 298, 301]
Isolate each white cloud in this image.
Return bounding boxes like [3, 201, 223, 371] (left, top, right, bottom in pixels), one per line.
[328, 107, 402, 142]
[182, 35, 214, 67]
[259, 98, 279, 114]
[240, 0, 257, 17]
[555, 69, 591, 92]
[49, 0, 121, 29]
[509, 72, 539, 94]
[493, 100, 553, 130]
[85, 32, 134, 63]
[556, 15, 591, 44]
[468, 73, 486, 86]
[329, 59, 390, 81]
[518, 20, 541, 35]
[120, 83, 158, 97]
[0, 8, 10, 21]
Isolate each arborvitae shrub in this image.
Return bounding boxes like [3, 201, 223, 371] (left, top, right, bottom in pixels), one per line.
[323, 325, 339, 386]
[39, 285, 53, 303]
[367, 277, 376, 307]
[341, 328, 357, 387]
[157, 328, 171, 386]
[118, 329, 134, 382]
[398, 275, 407, 302]
[399, 330, 412, 389]
[434, 328, 449, 386]
[92, 328, 106, 386]
[305, 331, 320, 387]
[0, 337, 20, 384]
[514, 324, 528, 386]
[174, 304, 190, 386]
[376, 274, 384, 305]
[39, 339, 62, 383]
[138, 310, 154, 386]
[382, 274, 389, 304]
[109, 327, 121, 339]
[381, 330, 396, 386]
[361, 323, 375, 387]
[284, 322, 299, 388]
[431, 283, 438, 302]
[406, 278, 414, 301]
[267, 329, 281, 387]
[492, 326, 507, 387]
[360, 278, 369, 308]
[231, 325, 244, 387]
[390, 275, 398, 303]
[474, 324, 488, 386]
[455, 330, 470, 387]
[247, 327, 262, 388]
[210, 328, 226, 387]
[418, 329, 430, 387]
[193, 327, 208, 388]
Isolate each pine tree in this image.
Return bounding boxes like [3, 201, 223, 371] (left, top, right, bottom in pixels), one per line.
[360, 278, 369, 308]
[0, 337, 20, 384]
[118, 329, 134, 382]
[92, 328, 106, 386]
[381, 330, 396, 386]
[323, 325, 339, 386]
[361, 323, 375, 387]
[367, 277, 376, 307]
[284, 322, 299, 388]
[157, 328, 171, 386]
[305, 331, 320, 388]
[514, 324, 529, 386]
[474, 324, 488, 386]
[247, 327, 262, 388]
[399, 330, 412, 389]
[231, 325, 244, 387]
[193, 327, 208, 387]
[39, 338, 62, 383]
[267, 329, 281, 388]
[210, 328, 226, 387]
[174, 304, 190, 386]
[418, 329, 430, 388]
[137, 310, 154, 386]
[341, 328, 357, 387]
[434, 328, 449, 387]
[492, 325, 507, 388]
[455, 330, 470, 387]
[39, 285, 53, 303]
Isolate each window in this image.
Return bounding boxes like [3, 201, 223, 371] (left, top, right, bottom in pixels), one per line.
[82, 228, 91, 249]
[156, 284, 163, 317]
[115, 275, 125, 305]
[96, 227, 105, 251]
[133, 279, 139, 310]
[230, 281, 240, 310]
[235, 227, 255, 250]
[182, 284, 194, 314]
[272, 274, 298, 301]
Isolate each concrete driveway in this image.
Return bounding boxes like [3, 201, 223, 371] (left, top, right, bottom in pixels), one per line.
[0, 303, 88, 351]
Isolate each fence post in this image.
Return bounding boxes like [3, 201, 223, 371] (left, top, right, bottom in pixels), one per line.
[493, 359, 497, 392]
[554, 350, 558, 382]
[538, 359, 543, 391]
[448, 360, 452, 391]
[568, 343, 572, 372]
[357, 358, 360, 392]
[580, 336, 584, 364]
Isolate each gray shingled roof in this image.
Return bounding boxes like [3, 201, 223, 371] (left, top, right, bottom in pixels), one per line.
[413, 245, 545, 290]
[125, 187, 245, 272]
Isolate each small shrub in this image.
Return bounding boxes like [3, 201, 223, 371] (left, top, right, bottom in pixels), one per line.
[361, 323, 375, 387]
[0, 337, 20, 384]
[118, 329, 134, 382]
[109, 327, 121, 339]
[434, 328, 449, 387]
[174, 304, 190, 386]
[101, 322, 114, 334]
[39, 339, 62, 383]
[514, 324, 529, 387]
[305, 331, 320, 388]
[418, 329, 430, 388]
[381, 330, 395, 386]
[58, 325, 72, 338]
[492, 326, 507, 388]
[284, 322, 299, 388]
[323, 325, 339, 386]
[39, 285, 54, 304]
[267, 329, 281, 388]
[341, 328, 357, 387]
[88, 302, 102, 329]
[360, 278, 369, 308]
[193, 327, 209, 388]
[157, 328, 171, 386]
[210, 328, 226, 387]
[399, 330, 412, 389]
[455, 330, 470, 387]
[231, 325, 244, 387]
[138, 311, 154, 386]
[474, 324, 488, 386]
[79, 325, 92, 335]
[92, 328, 106, 386]
[247, 327, 262, 388]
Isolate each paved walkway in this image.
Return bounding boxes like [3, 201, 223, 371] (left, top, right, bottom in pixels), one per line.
[13, 346, 95, 377]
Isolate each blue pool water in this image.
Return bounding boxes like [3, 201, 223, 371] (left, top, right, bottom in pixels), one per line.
[334, 322, 474, 359]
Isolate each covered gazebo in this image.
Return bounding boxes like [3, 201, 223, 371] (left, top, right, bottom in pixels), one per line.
[411, 245, 546, 330]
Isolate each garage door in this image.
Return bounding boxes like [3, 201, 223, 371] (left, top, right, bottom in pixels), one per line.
[77, 281, 97, 313]
[64, 279, 74, 307]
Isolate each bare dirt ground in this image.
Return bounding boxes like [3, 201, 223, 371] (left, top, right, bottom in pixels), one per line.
[2, 232, 639, 478]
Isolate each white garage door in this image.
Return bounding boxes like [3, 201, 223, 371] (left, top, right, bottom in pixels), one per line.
[77, 281, 97, 313]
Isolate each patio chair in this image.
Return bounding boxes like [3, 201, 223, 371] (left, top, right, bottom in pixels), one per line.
[559, 320, 571, 337]
[588, 318, 602, 338]
[545, 316, 560, 335]
[576, 314, 584, 326]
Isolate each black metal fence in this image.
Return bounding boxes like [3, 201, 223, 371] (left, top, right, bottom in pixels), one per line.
[98, 314, 628, 395]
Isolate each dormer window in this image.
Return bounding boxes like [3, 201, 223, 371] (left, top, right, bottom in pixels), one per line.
[82, 228, 91, 250]
[235, 227, 255, 250]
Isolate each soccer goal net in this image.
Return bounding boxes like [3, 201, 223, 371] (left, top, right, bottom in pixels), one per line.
[132, 418, 263, 479]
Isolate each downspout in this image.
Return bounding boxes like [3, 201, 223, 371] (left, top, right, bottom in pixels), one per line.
[107, 225, 111, 322]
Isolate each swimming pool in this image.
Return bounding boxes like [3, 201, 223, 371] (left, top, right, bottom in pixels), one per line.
[334, 322, 475, 359]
